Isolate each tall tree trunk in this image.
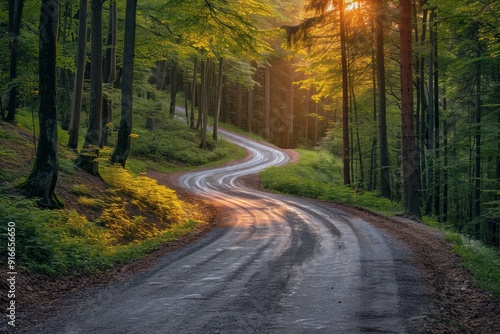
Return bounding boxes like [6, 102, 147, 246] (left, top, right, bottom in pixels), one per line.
[111, 0, 137, 166]
[426, 9, 436, 215]
[213, 57, 224, 140]
[19, 0, 62, 208]
[68, 0, 88, 149]
[102, 0, 117, 147]
[340, 0, 351, 185]
[264, 64, 271, 140]
[190, 57, 197, 129]
[474, 56, 482, 219]
[443, 98, 448, 222]
[400, 0, 421, 217]
[375, 0, 390, 198]
[77, 0, 103, 176]
[418, 5, 429, 209]
[236, 83, 242, 129]
[287, 69, 294, 148]
[5, 0, 25, 122]
[247, 87, 253, 133]
[169, 61, 178, 118]
[432, 10, 440, 218]
[304, 89, 310, 147]
[199, 58, 209, 149]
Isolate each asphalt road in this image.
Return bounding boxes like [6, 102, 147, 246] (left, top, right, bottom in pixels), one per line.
[33, 129, 429, 333]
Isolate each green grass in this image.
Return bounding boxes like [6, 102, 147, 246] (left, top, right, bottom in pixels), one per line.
[262, 148, 500, 297]
[261, 149, 402, 215]
[446, 232, 500, 297]
[0, 105, 246, 276]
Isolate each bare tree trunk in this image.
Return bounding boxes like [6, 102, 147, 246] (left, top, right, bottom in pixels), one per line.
[264, 64, 271, 140]
[340, 0, 351, 185]
[376, 0, 390, 198]
[236, 83, 242, 128]
[111, 0, 137, 166]
[400, 0, 421, 217]
[247, 87, 253, 133]
[287, 69, 294, 148]
[20, 0, 62, 208]
[305, 89, 310, 147]
[102, 0, 117, 147]
[77, 0, 103, 176]
[213, 57, 224, 140]
[190, 57, 198, 129]
[169, 61, 178, 118]
[68, 0, 88, 149]
[199, 58, 209, 149]
[5, 0, 25, 122]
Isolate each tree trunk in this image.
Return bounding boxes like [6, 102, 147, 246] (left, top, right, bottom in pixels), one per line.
[432, 10, 440, 218]
[400, 0, 421, 217]
[19, 0, 62, 208]
[474, 57, 482, 219]
[287, 69, 294, 148]
[213, 57, 224, 140]
[190, 57, 198, 129]
[68, 0, 88, 150]
[102, 0, 117, 147]
[236, 83, 242, 129]
[111, 0, 137, 167]
[5, 0, 25, 122]
[199, 58, 209, 150]
[264, 64, 271, 140]
[376, 0, 390, 198]
[340, 0, 351, 185]
[247, 87, 253, 133]
[169, 61, 178, 119]
[77, 0, 103, 175]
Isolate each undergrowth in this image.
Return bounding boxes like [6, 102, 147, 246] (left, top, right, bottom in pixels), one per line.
[0, 163, 205, 275]
[261, 149, 402, 215]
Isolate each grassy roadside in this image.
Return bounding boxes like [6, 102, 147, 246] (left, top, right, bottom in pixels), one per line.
[0, 109, 245, 276]
[261, 149, 500, 297]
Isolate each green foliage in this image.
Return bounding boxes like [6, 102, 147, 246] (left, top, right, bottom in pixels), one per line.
[446, 232, 500, 297]
[261, 149, 402, 215]
[129, 118, 245, 173]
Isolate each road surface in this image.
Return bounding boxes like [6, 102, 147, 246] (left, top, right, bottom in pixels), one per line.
[31, 129, 429, 333]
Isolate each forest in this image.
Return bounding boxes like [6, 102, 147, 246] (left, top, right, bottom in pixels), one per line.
[1, 0, 499, 251]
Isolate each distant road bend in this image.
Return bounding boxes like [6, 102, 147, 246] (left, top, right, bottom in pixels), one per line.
[37, 129, 429, 333]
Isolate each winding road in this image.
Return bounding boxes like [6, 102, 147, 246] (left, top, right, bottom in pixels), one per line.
[33, 129, 429, 333]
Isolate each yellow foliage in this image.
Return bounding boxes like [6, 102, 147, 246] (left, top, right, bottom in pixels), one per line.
[100, 203, 158, 243]
[102, 165, 185, 224]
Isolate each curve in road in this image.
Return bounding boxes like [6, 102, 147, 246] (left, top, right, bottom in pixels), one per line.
[33, 129, 429, 334]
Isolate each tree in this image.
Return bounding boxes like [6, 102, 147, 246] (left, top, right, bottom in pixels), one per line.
[102, 0, 118, 146]
[76, 0, 103, 175]
[111, 0, 137, 166]
[19, 0, 62, 208]
[339, 0, 351, 186]
[68, 0, 88, 149]
[400, 0, 421, 217]
[5, 0, 25, 122]
[213, 57, 224, 140]
[375, 0, 390, 198]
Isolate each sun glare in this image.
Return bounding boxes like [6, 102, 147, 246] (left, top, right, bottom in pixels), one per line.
[346, 1, 360, 11]
[327, 1, 360, 12]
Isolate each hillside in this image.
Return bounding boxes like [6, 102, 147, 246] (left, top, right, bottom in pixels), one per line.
[0, 115, 243, 309]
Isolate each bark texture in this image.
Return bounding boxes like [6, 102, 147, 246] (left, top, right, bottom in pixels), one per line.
[20, 0, 62, 208]
[111, 0, 137, 166]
